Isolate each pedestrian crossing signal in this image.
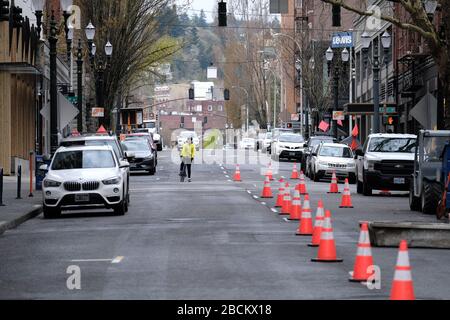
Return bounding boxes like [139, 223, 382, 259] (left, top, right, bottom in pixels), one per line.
[189, 88, 194, 100]
[332, 4, 341, 27]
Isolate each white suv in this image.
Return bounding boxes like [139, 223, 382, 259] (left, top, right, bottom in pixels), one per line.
[311, 143, 356, 183]
[355, 133, 416, 196]
[42, 146, 130, 218]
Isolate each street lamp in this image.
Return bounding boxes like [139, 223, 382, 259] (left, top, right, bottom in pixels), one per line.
[424, 0, 438, 20]
[273, 32, 304, 136]
[232, 86, 249, 133]
[76, 39, 83, 133]
[326, 46, 349, 139]
[31, 0, 44, 37]
[361, 30, 391, 134]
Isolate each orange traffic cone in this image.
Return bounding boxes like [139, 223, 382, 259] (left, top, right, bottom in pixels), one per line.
[280, 183, 291, 215]
[339, 178, 354, 208]
[296, 194, 313, 235]
[233, 164, 242, 182]
[311, 210, 343, 262]
[390, 240, 415, 300]
[349, 222, 375, 282]
[266, 162, 274, 181]
[291, 163, 299, 180]
[261, 176, 273, 198]
[288, 189, 302, 220]
[296, 171, 308, 195]
[308, 199, 325, 247]
[327, 171, 340, 194]
[275, 179, 285, 208]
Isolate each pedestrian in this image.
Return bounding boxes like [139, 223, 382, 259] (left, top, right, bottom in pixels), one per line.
[179, 137, 195, 182]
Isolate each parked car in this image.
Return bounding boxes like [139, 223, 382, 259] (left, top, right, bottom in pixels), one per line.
[268, 128, 294, 154]
[121, 138, 157, 175]
[240, 138, 255, 149]
[42, 145, 130, 218]
[261, 132, 273, 153]
[355, 133, 417, 196]
[271, 133, 305, 161]
[60, 134, 131, 204]
[311, 143, 356, 183]
[302, 135, 337, 175]
[177, 131, 200, 151]
[409, 130, 450, 215]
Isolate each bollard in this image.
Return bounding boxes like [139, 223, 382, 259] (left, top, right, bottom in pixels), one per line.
[29, 151, 34, 197]
[16, 165, 22, 199]
[0, 168, 4, 206]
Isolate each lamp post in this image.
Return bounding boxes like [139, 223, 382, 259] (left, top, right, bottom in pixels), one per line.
[76, 39, 83, 133]
[273, 32, 304, 136]
[326, 47, 350, 139]
[361, 31, 391, 134]
[232, 86, 249, 133]
[33, 0, 76, 154]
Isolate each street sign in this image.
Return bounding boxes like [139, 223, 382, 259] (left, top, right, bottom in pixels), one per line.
[331, 32, 354, 48]
[92, 108, 104, 117]
[333, 111, 345, 121]
[291, 113, 299, 121]
[67, 96, 78, 104]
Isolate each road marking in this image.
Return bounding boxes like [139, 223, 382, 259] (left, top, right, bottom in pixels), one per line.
[261, 201, 266, 205]
[223, 171, 227, 174]
[225, 175, 230, 178]
[112, 256, 124, 264]
[227, 179, 232, 182]
[70, 259, 113, 263]
[283, 217, 290, 222]
[253, 195, 259, 199]
[247, 190, 252, 194]
[156, 178, 160, 181]
[271, 208, 278, 213]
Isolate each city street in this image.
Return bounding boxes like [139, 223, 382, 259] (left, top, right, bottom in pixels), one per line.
[0, 149, 449, 300]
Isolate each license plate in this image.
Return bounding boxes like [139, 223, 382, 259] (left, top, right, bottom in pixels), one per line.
[75, 194, 90, 202]
[393, 178, 405, 184]
[289, 152, 296, 156]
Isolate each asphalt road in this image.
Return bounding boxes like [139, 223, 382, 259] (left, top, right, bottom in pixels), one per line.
[0, 149, 449, 299]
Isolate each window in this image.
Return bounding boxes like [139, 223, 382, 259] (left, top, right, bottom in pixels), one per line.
[196, 105, 202, 112]
[52, 150, 116, 170]
[208, 105, 213, 111]
[218, 105, 223, 112]
[368, 137, 416, 153]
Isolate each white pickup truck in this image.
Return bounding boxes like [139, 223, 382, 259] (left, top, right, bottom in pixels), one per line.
[355, 133, 417, 196]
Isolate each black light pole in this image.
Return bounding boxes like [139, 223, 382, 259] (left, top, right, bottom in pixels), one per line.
[326, 47, 349, 140]
[76, 39, 83, 133]
[49, 11, 58, 154]
[97, 58, 105, 127]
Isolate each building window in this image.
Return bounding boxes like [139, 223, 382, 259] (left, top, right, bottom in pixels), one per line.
[208, 105, 213, 111]
[196, 105, 202, 112]
[218, 105, 223, 112]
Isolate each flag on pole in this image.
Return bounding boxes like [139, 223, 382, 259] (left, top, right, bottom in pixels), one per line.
[318, 121, 330, 132]
[352, 124, 359, 137]
[337, 119, 343, 126]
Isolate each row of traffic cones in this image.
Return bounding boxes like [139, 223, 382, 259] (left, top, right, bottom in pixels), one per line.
[233, 163, 304, 182]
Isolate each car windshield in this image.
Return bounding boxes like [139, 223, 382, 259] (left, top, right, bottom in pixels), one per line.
[319, 146, 353, 158]
[51, 150, 116, 170]
[368, 137, 416, 153]
[423, 136, 449, 161]
[310, 138, 334, 147]
[180, 132, 197, 138]
[122, 140, 150, 152]
[144, 122, 156, 129]
[279, 134, 304, 143]
[84, 140, 122, 159]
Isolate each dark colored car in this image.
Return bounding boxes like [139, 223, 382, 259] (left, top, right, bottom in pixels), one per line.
[121, 138, 157, 175]
[302, 135, 337, 176]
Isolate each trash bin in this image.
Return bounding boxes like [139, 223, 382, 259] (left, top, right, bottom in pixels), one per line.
[35, 155, 51, 190]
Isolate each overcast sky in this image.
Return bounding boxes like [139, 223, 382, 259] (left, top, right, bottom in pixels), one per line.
[176, 0, 216, 22]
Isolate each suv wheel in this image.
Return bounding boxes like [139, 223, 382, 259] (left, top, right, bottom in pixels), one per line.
[421, 180, 442, 215]
[313, 170, 321, 182]
[43, 205, 61, 219]
[114, 200, 126, 216]
[362, 171, 372, 196]
[409, 182, 421, 211]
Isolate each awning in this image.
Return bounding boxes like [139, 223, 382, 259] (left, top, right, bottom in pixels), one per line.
[0, 62, 41, 75]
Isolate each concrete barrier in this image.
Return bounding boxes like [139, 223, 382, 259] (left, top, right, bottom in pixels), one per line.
[367, 221, 450, 249]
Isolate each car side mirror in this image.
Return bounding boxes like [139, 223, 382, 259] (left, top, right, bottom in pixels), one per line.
[119, 160, 130, 168]
[125, 151, 135, 160]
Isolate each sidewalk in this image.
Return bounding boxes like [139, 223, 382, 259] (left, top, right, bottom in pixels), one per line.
[0, 175, 42, 235]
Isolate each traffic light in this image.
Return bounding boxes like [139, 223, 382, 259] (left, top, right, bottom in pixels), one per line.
[332, 4, 341, 27]
[383, 115, 397, 126]
[224, 89, 230, 101]
[286, 122, 293, 129]
[218, 1, 227, 27]
[11, 5, 23, 27]
[189, 88, 194, 100]
[0, 0, 9, 21]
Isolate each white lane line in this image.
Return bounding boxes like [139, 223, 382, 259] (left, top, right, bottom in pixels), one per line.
[225, 175, 230, 178]
[271, 208, 278, 213]
[223, 171, 227, 174]
[253, 195, 259, 199]
[282, 217, 290, 222]
[247, 190, 252, 194]
[156, 178, 160, 181]
[111, 256, 124, 264]
[253, 184, 257, 188]
[227, 179, 232, 182]
[261, 202, 266, 205]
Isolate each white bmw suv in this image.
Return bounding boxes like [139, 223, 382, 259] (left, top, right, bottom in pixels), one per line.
[42, 145, 130, 218]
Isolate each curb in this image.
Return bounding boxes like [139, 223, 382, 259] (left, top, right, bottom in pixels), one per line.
[0, 206, 42, 236]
